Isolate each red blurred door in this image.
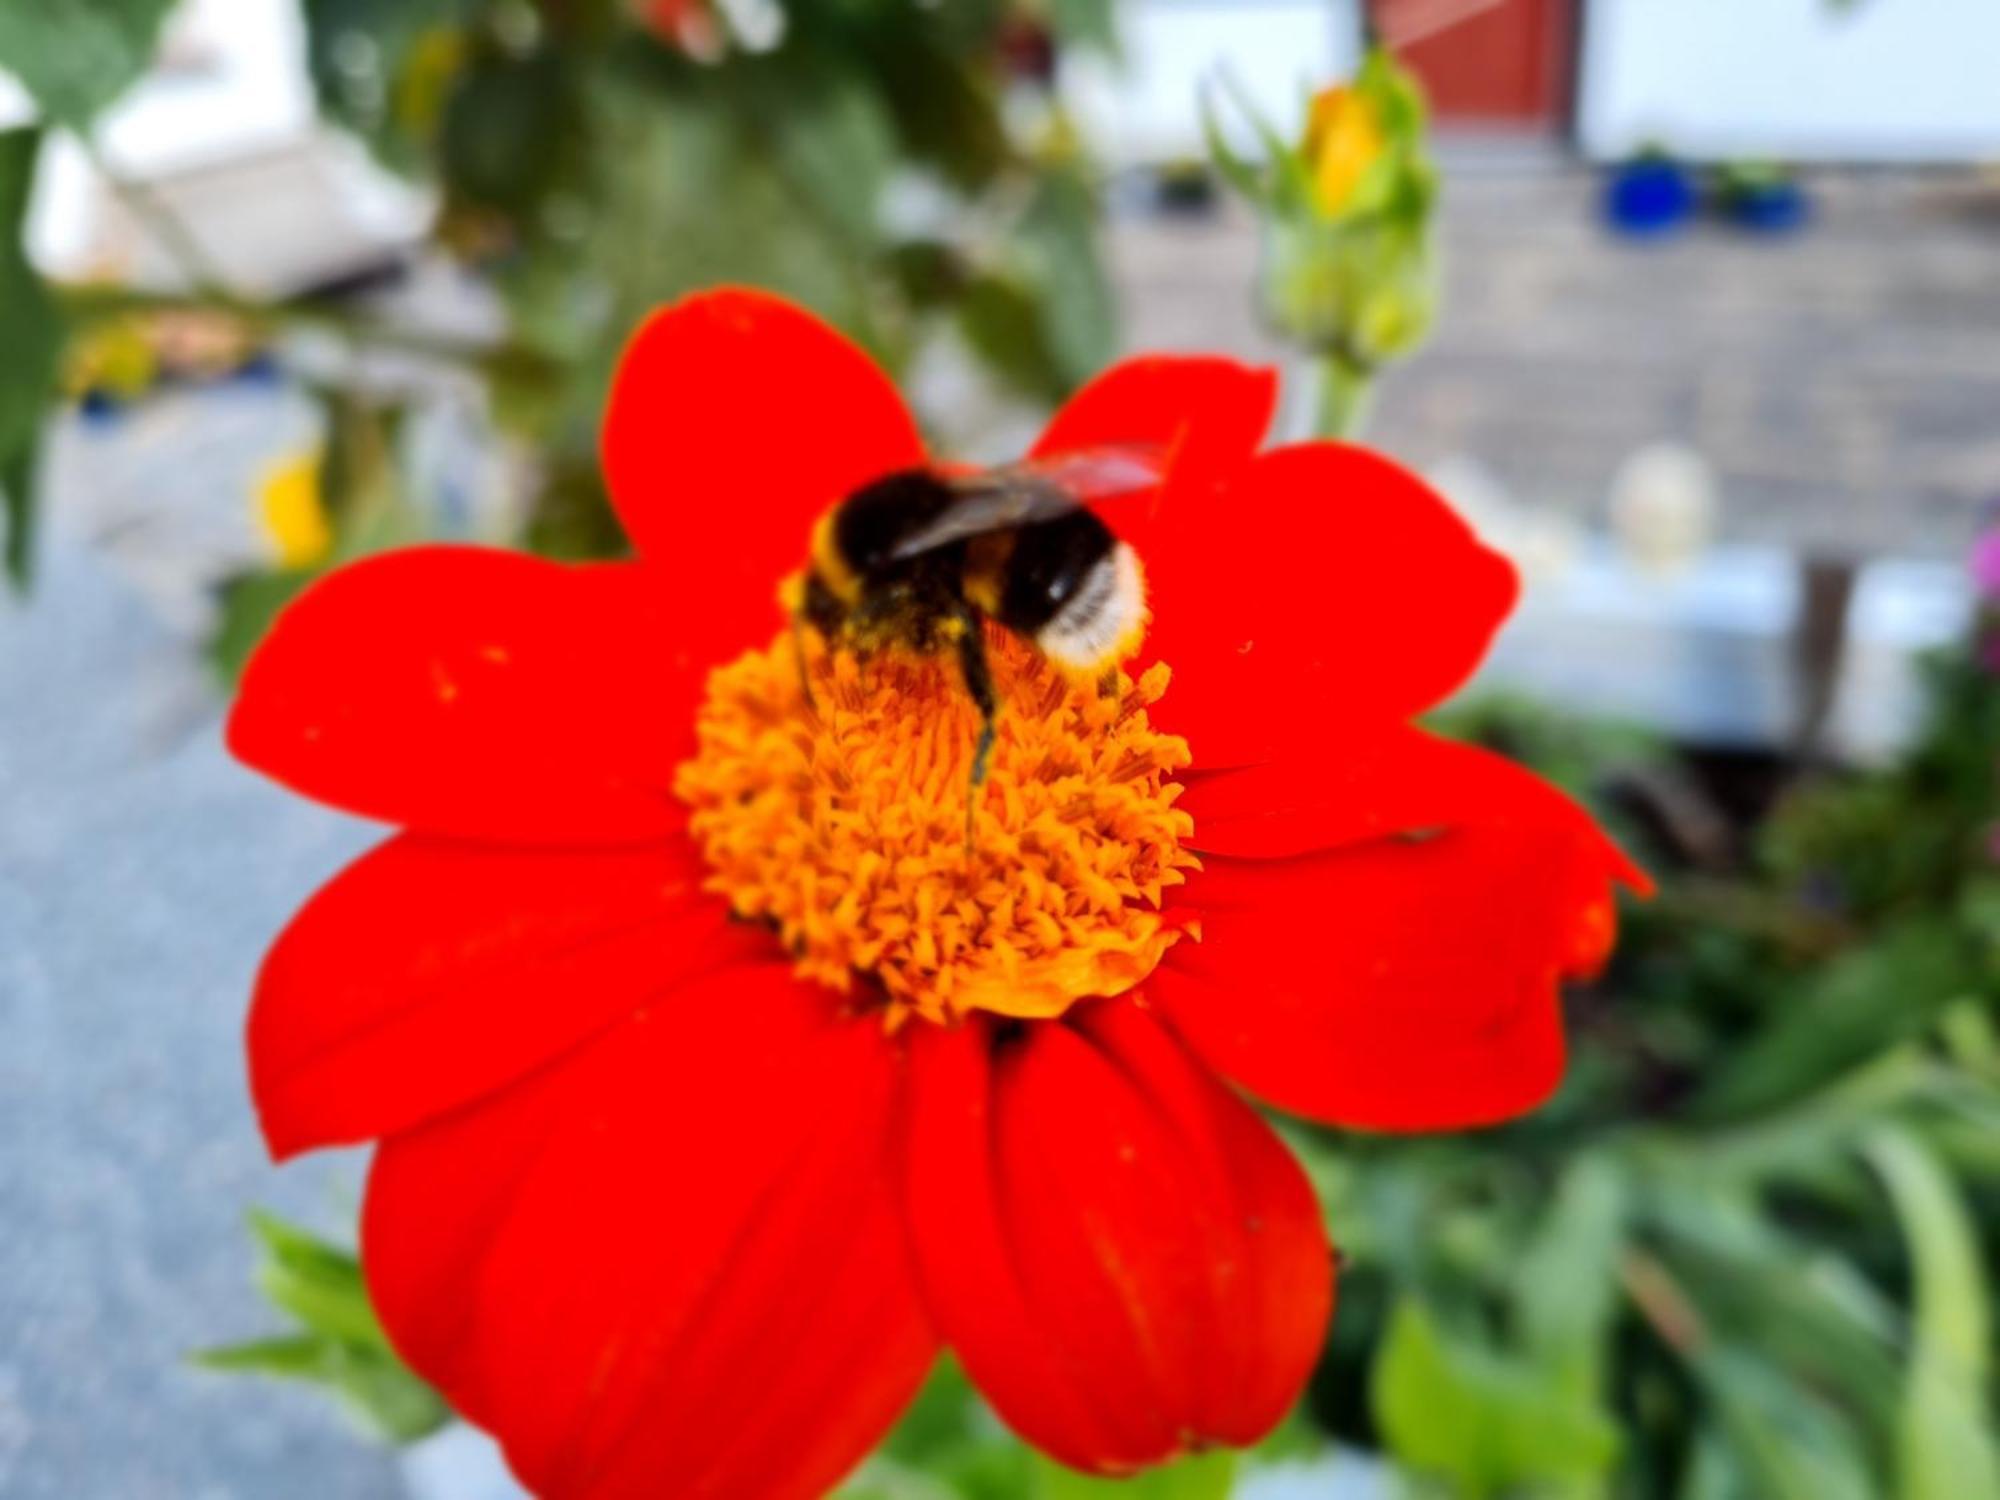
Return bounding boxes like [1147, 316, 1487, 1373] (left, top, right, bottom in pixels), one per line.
[1370, 0, 1575, 128]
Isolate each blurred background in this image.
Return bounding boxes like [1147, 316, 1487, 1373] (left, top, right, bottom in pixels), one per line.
[2, 1, 1998, 1497]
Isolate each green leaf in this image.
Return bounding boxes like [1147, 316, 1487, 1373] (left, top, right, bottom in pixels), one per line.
[1639, 1187, 1904, 1426]
[1690, 922, 1973, 1122]
[1515, 1158, 1627, 1397]
[1863, 1127, 2000, 1500]
[195, 1334, 452, 1444]
[1209, 67, 1314, 215]
[1199, 86, 1267, 203]
[0, 0, 176, 126]
[201, 1212, 452, 1446]
[766, 65, 898, 252]
[1033, 1449, 1236, 1500]
[1372, 1297, 1620, 1496]
[439, 48, 578, 216]
[300, 0, 474, 167]
[0, 127, 61, 586]
[195, 1332, 345, 1377]
[872, 24, 1010, 190]
[246, 1210, 390, 1350]
[957, 272, 1068, 404]
[208, 568, 314, 682]
[877, 1359, 985, 1466]
[1695, 1348, 1875, 1500]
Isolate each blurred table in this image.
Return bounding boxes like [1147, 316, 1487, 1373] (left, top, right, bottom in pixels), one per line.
[1476, 541, 1973, 761]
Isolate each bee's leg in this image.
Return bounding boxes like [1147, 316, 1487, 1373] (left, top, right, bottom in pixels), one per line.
[954, 622, 997, 849]
[1097, 666, 1119, 699]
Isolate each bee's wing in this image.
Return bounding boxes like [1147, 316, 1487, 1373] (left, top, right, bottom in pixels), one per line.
[887, 445, 1167, 561]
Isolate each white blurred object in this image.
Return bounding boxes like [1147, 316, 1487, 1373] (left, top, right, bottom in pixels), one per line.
[1060, 0, 1363, 168]
[9, 0, 427, 292]
[1606, 441, 1719, 577]
[66, 133, 429, 296]
[1579, 0, 2000, 162]
[1428, 454, 1584, 588]
[1475, 539, 1973, 762]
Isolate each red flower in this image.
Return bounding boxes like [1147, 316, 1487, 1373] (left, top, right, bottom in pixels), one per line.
[230, 288, 1646, 1499]
[632, 0, 718, 55]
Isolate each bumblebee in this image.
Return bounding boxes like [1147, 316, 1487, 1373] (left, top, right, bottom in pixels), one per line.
[796, 448, 1162, 797]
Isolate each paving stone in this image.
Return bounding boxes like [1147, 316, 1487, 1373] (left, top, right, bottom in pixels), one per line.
[1114, 165, 2000, 560]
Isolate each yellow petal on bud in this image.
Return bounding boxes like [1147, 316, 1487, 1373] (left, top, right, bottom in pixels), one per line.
[1301, 85, 1384, 215]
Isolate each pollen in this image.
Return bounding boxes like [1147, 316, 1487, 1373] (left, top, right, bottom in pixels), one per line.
[674, 631, 1200, 1027]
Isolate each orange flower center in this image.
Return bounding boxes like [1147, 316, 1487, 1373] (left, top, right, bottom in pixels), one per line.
[675, 631, 1199, 1027]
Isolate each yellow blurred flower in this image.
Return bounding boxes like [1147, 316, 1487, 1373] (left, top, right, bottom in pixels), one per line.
[65, 320, 157, 401]
[1301, 84, 1385, 216]
[256, 451, 332, 570]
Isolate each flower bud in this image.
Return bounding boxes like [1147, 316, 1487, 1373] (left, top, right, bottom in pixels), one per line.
[1209, 48, 1440, 375]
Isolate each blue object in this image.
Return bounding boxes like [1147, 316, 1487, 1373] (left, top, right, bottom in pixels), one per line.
[1603, 158, 1698, 239]
[230, 351, 284, 386]
[77, 388, 127, 426]
[1723, 177, 1809, 235]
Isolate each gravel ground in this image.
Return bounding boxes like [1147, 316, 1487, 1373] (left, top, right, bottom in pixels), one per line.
[0, 536, 399, 1499]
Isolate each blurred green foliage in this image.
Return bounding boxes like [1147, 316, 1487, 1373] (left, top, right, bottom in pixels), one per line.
[0, 0, 1118, 627]
[196, 1211, 451, 1444]
[0, 125, 60, 584]
[0, 0, 178, 128]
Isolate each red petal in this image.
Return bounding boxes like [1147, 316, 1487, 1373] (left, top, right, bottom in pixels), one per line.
[1030, 355, 1276, 560]
[901, 1001, 1332, 1475]
[1181, 724, 1653, 885]
[250, 832, 763, 1160]
[1144, 444, 1520, 768]
[603, 287, 927, 646]
[228, 547, 705, 842]
[1155, 802, 1635, 1132]
[364, 966, 935, 1500]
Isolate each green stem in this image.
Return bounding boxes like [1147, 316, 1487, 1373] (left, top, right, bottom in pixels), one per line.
[1313, 346, 1375, 441]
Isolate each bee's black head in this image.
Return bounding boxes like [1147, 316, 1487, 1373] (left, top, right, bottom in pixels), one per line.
[835, 469, 958, 576]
